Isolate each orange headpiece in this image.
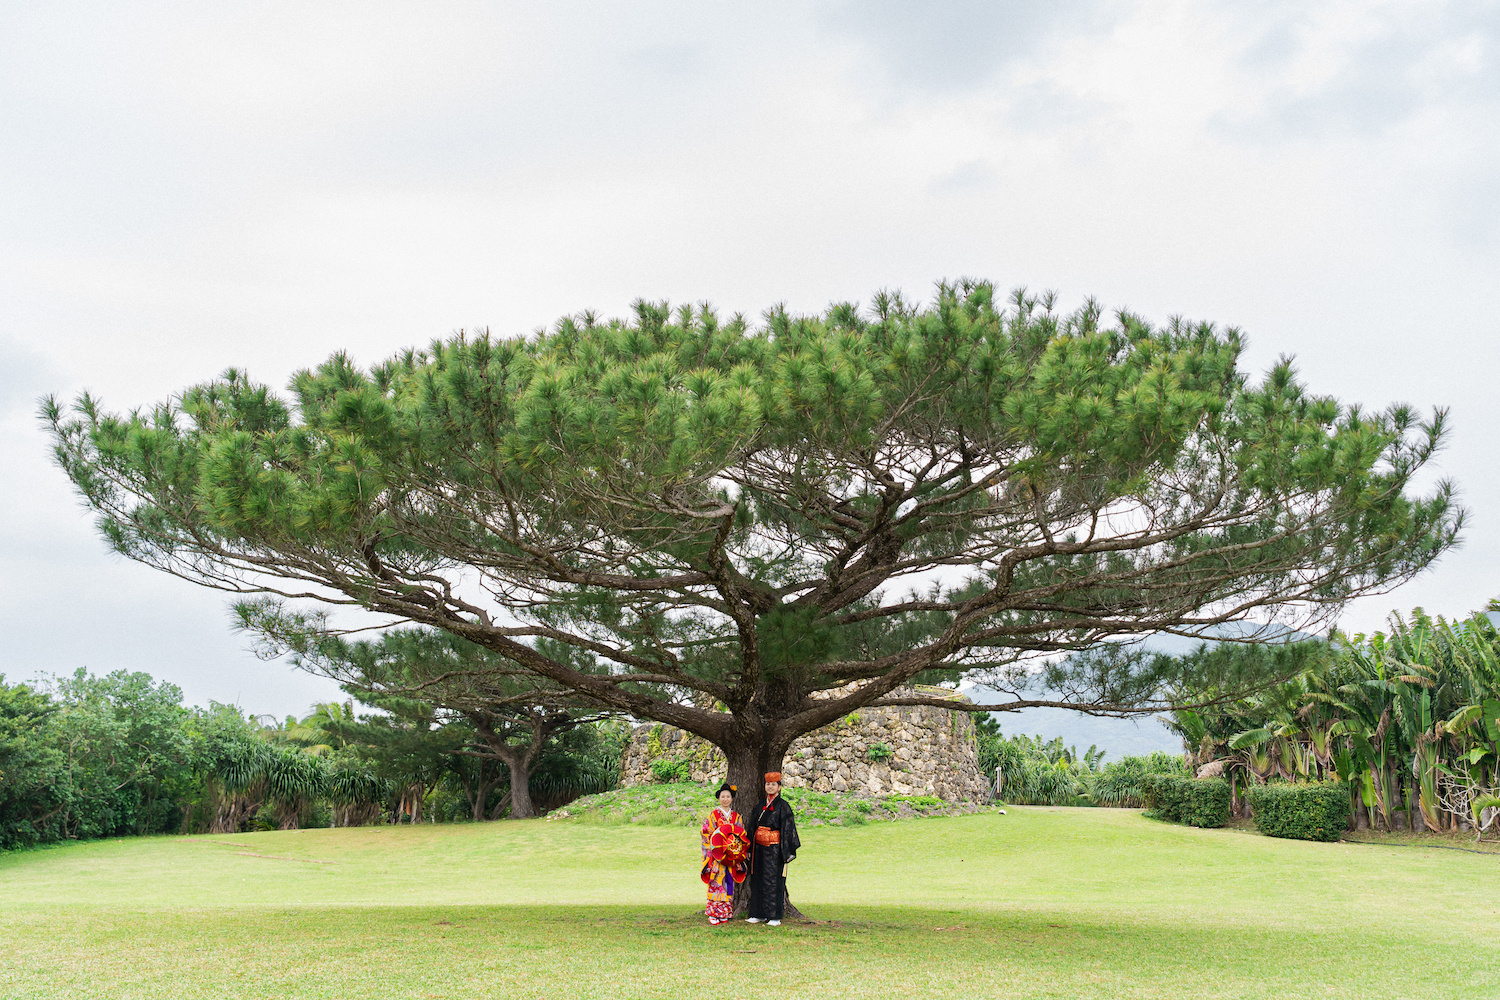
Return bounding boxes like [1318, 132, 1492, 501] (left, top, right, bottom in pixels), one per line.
[764, 772, 782, 782]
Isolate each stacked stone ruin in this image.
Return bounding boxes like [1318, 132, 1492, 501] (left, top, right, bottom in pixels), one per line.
[617, 685, 991, 802]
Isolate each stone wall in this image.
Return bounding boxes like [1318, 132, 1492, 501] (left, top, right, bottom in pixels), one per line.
[617, 686, 990, 802]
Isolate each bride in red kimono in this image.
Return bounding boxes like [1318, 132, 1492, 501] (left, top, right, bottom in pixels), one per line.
[700, 782, 749, 924]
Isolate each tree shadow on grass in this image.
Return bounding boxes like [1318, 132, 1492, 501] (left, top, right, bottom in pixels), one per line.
[4, 903, 1497, 999]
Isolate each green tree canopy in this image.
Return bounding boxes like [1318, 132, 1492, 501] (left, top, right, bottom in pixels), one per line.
[45, 281, 1462, 798]
[1, 670, 196, 845]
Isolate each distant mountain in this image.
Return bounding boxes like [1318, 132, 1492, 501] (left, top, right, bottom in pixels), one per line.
[986, 704, 1182, 761]
[964, 684, 1182, 761]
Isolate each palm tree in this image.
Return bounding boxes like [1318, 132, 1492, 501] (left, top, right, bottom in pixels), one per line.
[264, 744, 329, 830]
[196, 709, 273, 834]
[326, 757, 386, 827]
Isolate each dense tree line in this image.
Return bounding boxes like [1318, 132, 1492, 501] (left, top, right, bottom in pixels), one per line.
[1, 669, 194, 847]
[1170, 599, 1500, 837]
[978, 596, 1500, 841]
[0, 669, 625, 851]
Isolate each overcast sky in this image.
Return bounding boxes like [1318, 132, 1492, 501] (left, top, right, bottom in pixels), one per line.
[3, 1, 1497, 718]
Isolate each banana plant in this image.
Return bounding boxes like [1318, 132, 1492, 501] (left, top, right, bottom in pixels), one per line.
[1392, 683, 1443, 831]
[1331, 737, 1374, 828]
[1161, 601, 1500, 834]
[1170, 709, 1210, 770]
[1439, 697, 1500, 836]
[1331, 640, 1401, 830]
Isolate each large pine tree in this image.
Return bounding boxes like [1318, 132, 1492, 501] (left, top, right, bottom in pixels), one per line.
[47, 281, 1461, 806]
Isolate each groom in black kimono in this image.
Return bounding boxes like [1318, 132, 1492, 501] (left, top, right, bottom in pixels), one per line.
[745, 771, 800, 925]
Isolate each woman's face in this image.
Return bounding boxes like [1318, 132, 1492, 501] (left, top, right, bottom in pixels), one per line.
[718, 790, 734, 810]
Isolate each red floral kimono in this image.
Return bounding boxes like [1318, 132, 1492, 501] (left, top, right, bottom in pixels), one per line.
[700, 807, 749, 922]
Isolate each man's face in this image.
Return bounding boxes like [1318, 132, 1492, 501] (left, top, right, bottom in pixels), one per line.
[764, 780, 781, 797]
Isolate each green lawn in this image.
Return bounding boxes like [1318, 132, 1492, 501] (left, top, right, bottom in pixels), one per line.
[3, 806, 1496, 999]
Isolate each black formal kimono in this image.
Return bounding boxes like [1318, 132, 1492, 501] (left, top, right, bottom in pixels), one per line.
[746, 793, 800, 920]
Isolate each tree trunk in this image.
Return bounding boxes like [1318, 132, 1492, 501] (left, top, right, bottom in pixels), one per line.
[470, 715, 552, 820]
[465, 771, 499, 822]
[725, 744, 773, 819]
[209, 783, 264, 834]
[724, 739, 807, 921]
[506, 757, 536, 819]
[397, 782, 425, 823]
[729, 875, 808, 921]
[472, 782, 490, 823]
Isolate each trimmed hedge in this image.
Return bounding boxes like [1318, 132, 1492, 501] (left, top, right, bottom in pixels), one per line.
[1141, 775, 1230, 828]
[1245, 781, 1349, 842]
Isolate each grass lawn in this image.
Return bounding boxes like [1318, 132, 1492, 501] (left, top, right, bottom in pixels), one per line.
[3, 805, 1496, 999]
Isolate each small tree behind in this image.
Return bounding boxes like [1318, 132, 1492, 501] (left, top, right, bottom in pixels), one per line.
[251, 623, 617, 819]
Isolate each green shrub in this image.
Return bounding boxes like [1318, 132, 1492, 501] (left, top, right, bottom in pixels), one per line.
[990, 732, 1102, 805]
[1091, 752, 1189, 807]
[886, 794, 942, 811]
[867, 743, 893, 762]
[1003, 758, 1080, 806]
[1141, 775, 1229, 828]
[1142, 774, 1182, 820]
[648, 757, 692, 783]
[1245, 781, 1349, 842]
[645, 724, 666, 758]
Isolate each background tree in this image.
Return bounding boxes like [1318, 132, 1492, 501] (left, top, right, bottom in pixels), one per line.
[262, 744, 328, 830]
[245, 624, 619, 819]
[0, 677, 63, 850]
[325, 755, 386, 828]
[46, 670, 196, 839]
[1, 670, 196, 845]
[317, 694, 456, 824]
[46, 281, 1462, 814]
[524, 719, 626, 813]
[188, 701, 272, 834]
[0, 666, 621, 849]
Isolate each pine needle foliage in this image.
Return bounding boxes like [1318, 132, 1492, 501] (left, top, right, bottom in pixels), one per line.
[44, 281, 1463, 803]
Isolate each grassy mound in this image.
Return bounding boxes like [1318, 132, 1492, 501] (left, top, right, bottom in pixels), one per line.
[546, 782, 994, 826]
